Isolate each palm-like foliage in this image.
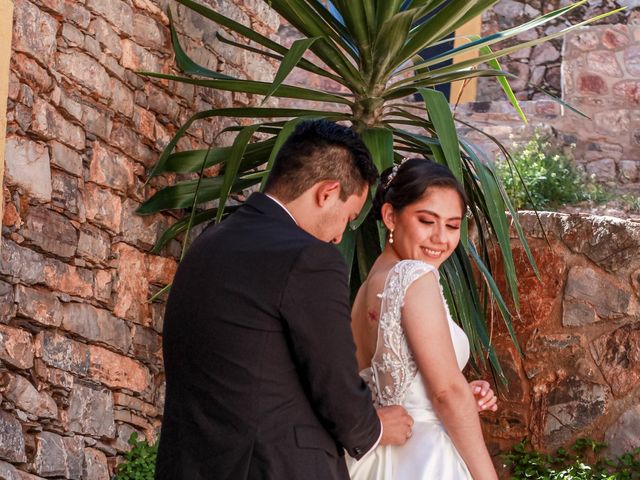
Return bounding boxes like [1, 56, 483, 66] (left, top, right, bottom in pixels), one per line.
[137, 0, 621, 381]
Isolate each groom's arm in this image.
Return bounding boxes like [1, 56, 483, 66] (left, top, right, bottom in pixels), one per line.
[280, 242, 381, 459]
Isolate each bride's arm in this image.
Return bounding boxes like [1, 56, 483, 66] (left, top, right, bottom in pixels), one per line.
[402, 273, 498, 480]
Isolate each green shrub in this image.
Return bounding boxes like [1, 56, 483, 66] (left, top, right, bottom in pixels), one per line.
[504, 438, 640, 479]
[618, 194, 640, 212]
[497, 133, 606, 210]
[114, 432, 157, 480]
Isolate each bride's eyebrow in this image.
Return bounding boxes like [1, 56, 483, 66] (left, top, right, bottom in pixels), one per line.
[415, 209, 462, 221]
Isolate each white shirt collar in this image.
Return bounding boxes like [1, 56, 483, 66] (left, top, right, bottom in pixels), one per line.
[265, 194, 298, 225]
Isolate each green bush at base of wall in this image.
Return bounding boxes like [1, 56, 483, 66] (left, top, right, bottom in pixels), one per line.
[114, 432, 157, 480]
[504, 438, 640, 479]
[497, 133, 607, 211]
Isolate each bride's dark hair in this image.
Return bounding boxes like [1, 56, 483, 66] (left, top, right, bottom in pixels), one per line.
[372, 158, 468, 221]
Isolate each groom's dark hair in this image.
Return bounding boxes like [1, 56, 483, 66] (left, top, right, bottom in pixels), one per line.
[264, 120, 378, 202]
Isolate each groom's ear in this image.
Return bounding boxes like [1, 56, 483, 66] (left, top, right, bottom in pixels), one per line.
[315, 180, 341, 207]
[381, 203, 396, 231]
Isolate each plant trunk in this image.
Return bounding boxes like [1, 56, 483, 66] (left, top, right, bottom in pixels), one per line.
[351, 96, 385, 132]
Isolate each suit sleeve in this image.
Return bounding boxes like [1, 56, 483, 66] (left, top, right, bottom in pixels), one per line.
[279, 242, 381, 459]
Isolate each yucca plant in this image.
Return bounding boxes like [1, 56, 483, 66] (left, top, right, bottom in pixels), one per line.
[137, 0, 621, 381]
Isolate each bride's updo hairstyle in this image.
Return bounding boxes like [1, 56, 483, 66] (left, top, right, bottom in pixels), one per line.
[372, 158, 468, 221]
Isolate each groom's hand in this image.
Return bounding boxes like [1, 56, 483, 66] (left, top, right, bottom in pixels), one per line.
[376, 406, 414, 446]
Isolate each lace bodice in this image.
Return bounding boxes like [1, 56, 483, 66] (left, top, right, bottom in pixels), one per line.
[366, 260, 469, 407]
[349, 260, 473, 478]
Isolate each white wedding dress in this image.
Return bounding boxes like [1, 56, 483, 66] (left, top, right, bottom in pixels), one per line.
[347, 260, 473, 480]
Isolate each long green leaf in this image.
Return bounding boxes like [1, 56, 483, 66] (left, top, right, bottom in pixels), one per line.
[373, 9, 415, 79]
[305, 0, 356, 44]
[137, 176, 259, 214]
[458, 133, 542, 281]
[151, 207, 237, 254]
[354, 128, 393, 234]
[394, 0, 588, 77]
[266, 0, 364, 87]
[467, 242, 521, 357]
[260, 117, 318, 191]
[174, 0, 288, 57]
[419, 88, 463, 183]
[361, 127, 394, 173]
[147, 107, 346, 181]
[468, 152, 520, 311]
[161, 139, 276, 175]
[269, 0, 359, 60]
[180, 140, 218, 262]
[524, 80, 590, 119]
[336, 227, 357, 283]
[355, 217, 382, 284]
[383, 68, 510, 100]
[449, 254, 488, 373]
[215, 32, 347, 86]
[262, 37, 320, 105]
[375, 0, 406, 28]
[395, 0, 481, 67]
[402, 7, 625, 84]
[477, 41, 527, 124]
[485, 152, 541, 280]
[168, 9, 234, 80]
[351, 196, 373, 231]
[140, 72, 352, 105]
[331, 0, 375, 67]
[216, 124, 261, 223]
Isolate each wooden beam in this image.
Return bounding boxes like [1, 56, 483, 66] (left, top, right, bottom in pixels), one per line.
[450, 14, 482, 105]
[0, 0, 13, 245]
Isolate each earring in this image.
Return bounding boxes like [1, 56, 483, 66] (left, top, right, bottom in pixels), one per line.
[389, 229, 394, 244]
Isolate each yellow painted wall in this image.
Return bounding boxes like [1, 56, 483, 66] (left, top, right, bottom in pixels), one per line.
[450, 14, 482, 104]
[0, 0, 13, 239]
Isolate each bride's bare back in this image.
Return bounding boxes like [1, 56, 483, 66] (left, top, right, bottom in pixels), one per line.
[351, 260, 398, 371]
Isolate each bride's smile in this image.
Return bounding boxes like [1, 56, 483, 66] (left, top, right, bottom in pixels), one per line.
[383, 186, 464, 268]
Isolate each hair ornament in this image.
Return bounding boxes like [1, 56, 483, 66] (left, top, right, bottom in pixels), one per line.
[384, 158, 408, 189]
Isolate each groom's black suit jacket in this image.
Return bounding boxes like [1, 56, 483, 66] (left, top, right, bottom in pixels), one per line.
[156, 192, 381, 480]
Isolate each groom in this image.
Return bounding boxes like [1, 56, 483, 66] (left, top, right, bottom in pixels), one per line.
[155, 120, 413, 480]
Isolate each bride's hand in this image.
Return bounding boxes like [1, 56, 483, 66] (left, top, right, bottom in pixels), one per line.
[469, 380, 497, 413]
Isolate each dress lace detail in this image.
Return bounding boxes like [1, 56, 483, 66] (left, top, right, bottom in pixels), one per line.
[348, 260, 473, 479]
[371, 260, 438, 407]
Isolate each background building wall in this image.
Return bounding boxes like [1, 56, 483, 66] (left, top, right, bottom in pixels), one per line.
[478, 0, 636, 101]
[457, 25, 640, 196]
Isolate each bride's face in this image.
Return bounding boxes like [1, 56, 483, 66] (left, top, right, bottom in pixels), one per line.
[383, 186, 464, 268]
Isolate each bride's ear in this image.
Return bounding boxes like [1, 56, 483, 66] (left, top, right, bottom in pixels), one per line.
[380, 203, 396, 231]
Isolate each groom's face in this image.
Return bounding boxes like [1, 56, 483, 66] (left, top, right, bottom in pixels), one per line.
[318, 187, 368, 244]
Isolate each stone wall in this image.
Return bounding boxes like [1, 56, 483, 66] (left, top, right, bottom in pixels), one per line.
[477, 212, 640, 474]
[562, 24, 640, 188]
[456, 23, 640, 195]
[478, 0, 637, 101]
[1, 0, 277, 477]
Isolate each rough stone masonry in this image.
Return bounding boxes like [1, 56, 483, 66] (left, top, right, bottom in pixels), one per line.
[2, 0, 277, 477]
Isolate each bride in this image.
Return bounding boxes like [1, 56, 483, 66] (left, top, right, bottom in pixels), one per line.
[347, 159, 499, 480]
